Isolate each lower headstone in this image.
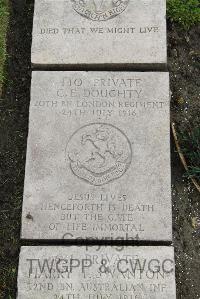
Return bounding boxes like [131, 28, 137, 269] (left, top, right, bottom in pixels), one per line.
[17, 246, 176, 299]
[21, 71, 171, 241]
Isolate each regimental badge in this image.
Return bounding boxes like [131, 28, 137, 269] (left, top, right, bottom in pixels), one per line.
[71, 0, 129, 21]
[66, 123, 132, 185]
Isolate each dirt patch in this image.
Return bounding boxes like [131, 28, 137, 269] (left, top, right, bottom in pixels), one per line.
[0, 1, 199, 298]
[168, 22, 200, 299]
[0, 1, 33, 297]
[168, 22, 200, 126]
[168, 22, 200, 185]
[171, 146, 200, 299]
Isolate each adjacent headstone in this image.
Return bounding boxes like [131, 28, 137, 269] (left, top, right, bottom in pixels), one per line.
[31, 0, 167, 69]
[17, 246, 176, 299]
[21, 71, 171, 241]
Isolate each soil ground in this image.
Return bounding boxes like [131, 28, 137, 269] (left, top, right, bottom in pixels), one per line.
[0, 1, 199, 298]
[168, 22, 200, 299]
[168, 23, 200, 128]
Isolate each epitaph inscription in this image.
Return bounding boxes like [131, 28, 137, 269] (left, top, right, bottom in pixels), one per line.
[21, 71, 171, 241]
[17, 246, 176, 299]
[32, 0, 167, 68]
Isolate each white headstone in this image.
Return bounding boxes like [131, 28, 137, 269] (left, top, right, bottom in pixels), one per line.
[31, 0, 167, 69]
[21, 71, 171, 241]
[17, 246, 176, 298]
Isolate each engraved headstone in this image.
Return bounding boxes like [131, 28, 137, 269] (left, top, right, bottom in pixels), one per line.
[32, 0, 167, 69]
[21, 71, 171, 241]
[17, 246, 176, 298]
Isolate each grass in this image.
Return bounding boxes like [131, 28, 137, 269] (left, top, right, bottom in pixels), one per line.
[0, 0, 9, 94]
[167, 0, 200, 29]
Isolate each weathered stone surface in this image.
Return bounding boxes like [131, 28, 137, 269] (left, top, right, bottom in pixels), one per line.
[31, 0, 167, 69]
[21, 71, 171, 241]
[17, 246, 176, 299]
